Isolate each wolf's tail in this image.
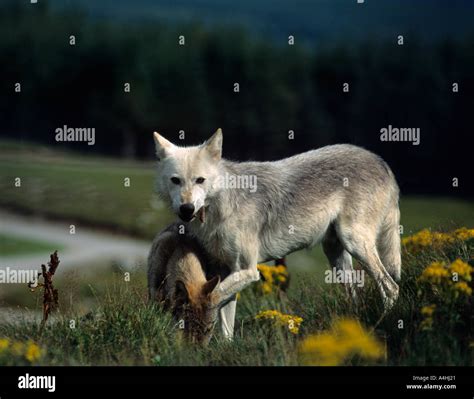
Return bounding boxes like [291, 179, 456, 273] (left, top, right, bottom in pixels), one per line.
[378, 204, 402, 281]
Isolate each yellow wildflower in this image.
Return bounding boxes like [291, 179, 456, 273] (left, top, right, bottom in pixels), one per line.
[403, 227, 474, 254]
[449, 259, 473, 282]
[402, 229, 446, 253]
[299, 334, 342, 366]
[260, 281, 273, 295]
[298, 319, 384, 366]
[0, 338, 44, 364]
[453, 281, 472, 296]
[256, 264, 289, 294]
[452, 227, 474, 242]
[419, 304, 436, 331]
[420, 317, 433, 331]
[418, 259, 473, 295]
[255, 310, 303, 334]
[421, 304, 436, 317]
[0, 338, 10, 353]
[335, 319, 384, 359]
[418, 261, 450, 284]
[24, 341, 42, 363]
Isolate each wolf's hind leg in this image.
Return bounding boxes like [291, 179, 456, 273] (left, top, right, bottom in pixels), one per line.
[322, 228, 357, 304]
[337, 225, 399, 310]
[377, 205, 402, 282]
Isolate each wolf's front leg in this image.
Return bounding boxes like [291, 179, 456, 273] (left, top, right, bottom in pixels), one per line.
[218, 267, 260, 299]
[218, 269, 259, 340]
[219, 296, 237, 340]
[217, 260, 260, 340]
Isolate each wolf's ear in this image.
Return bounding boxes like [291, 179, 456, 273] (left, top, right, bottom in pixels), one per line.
[174, 280, 190, 304]
[202, 275, 220, 296]
[203, 128, 223, 161]
[153, 132, 175, 160]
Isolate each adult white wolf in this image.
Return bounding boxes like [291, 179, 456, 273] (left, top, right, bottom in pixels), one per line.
[153, 129, 401, 339]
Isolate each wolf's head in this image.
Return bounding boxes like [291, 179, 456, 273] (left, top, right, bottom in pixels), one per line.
[173, 275, 221, 344]
[153, 129, 223, 222]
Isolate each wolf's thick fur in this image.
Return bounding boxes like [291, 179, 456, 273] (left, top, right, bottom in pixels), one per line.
[148, 223, 222, 344]
[153, 130, 401, 339]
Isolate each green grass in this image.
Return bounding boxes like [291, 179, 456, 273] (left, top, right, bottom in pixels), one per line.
[400, 197, 474, 235]
[0, 141, 473, 365]
[0, 142, 174, 238]
[0, 234, 63, 256]
[1, 238, 472, 366]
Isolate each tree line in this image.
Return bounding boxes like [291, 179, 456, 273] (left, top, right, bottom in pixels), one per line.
[0, 2, 472, 196]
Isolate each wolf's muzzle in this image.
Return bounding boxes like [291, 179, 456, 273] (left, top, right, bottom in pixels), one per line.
[179, 203, 195, 222]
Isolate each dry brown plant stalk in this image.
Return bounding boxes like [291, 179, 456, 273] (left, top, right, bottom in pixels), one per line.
[28, 251, 60, 330]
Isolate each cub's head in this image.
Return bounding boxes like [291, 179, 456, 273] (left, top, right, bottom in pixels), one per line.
[153, 129, 223, 223]
[173, 275, 221, 345]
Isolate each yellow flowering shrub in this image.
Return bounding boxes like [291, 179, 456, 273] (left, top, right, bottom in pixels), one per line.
[449, 259, 473, 282]
[402, 228, 474, 254]
[25, 341, 43, 362]
[255, 310, 303, 334]
[0, 338, 43, 365]
[298, 319, 384, 366]
[452, 227, 474, 242]
[421, 304, 436, 317]
[257, 264, 289, 294]
[453, 281, 472, 296]
[418, 261, 450, 284]
[417, 259, 473, 332]
[418, 259, 473, 297]
[0, 338, 9, 352]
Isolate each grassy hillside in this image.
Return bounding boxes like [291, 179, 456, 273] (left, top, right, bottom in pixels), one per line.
[0, 232, 472, 365]
[0, 142, 173, 238]
[0, 234, 63, 256]
[0, 141, 473, 366]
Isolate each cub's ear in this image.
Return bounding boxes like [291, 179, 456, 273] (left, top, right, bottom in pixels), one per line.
[203, 128, 223, 161]
[153, 132, 175, 160]
[174, 280, 190, 305]
[202, 275, 220, 296]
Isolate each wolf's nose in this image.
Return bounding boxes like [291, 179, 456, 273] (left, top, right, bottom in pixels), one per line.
[179, 203, 195, 219]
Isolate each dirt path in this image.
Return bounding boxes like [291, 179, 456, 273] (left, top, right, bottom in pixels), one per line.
[0, 210, 151, 271]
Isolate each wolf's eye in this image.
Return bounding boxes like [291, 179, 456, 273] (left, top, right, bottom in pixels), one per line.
[196, 177, 205, 184]
[170, 177, 181, 185]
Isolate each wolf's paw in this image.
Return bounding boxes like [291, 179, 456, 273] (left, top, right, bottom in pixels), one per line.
[247, 268, 260, 282]
[383, 286, 399, 311]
